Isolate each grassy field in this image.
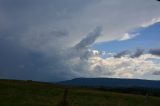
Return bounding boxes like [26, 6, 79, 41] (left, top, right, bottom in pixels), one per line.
[0, 79, 160, 106]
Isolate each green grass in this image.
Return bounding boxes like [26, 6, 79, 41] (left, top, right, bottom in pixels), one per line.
[0, 79, 160, 106]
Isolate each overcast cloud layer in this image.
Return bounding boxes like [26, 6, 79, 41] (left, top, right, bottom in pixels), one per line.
[0, 0, 160, 81]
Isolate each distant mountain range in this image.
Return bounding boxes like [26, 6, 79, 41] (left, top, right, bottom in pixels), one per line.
[59, 78, 160, 88]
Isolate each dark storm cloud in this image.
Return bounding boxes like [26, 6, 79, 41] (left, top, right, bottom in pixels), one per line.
[131, 48, 144, 58]
[51, 30, 69, 37]
[75, 26, 102, 49]
[65, 26, 102, 59]
[0, 0, 95, 81]
[0, 27, 83, 81]
[0, 24, 102, 81]
[79, 51, 92, 60]
[149, 48, 160, 56]
[0, 39, 75, 81]
[114, 48, 145, 58]
[74, 26, 102, 60]
[0, 0, 93, 35]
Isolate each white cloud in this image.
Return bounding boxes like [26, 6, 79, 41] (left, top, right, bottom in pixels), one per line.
[119, 33, 131, 41]
[119, 33, 139, 41]
[141, 18, 160, 27]
[92, 50, 100, 55]
[75, 54, 160, 80]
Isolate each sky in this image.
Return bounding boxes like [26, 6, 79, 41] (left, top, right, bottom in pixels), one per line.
[0, 0, 160, 82]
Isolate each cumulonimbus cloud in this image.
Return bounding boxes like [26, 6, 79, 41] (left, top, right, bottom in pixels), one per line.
[0, 0, 160, 81]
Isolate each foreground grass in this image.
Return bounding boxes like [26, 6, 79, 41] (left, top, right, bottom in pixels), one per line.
[0, 79, 160, 106]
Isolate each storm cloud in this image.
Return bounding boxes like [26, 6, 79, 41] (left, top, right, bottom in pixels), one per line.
[0, 25, 102, 81]
[75, 27, 102, 49]
[0, 0, 160, 81]
[114, 48, 145, 58]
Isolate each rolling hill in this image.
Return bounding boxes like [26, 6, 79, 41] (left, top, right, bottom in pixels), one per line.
[59, 78, 160, 88]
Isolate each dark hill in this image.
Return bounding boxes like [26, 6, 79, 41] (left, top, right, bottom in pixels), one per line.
[59, 78, 160, 88]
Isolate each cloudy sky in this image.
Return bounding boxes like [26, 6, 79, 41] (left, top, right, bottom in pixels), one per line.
[0, 0, 160, 81]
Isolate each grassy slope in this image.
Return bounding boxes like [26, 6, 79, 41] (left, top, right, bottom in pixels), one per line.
[0, 79, 160, 106]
